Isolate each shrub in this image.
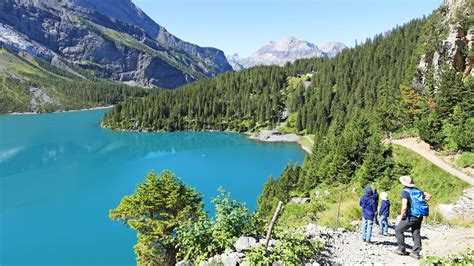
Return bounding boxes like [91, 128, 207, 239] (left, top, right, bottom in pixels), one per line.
[246, 232, 324, 265]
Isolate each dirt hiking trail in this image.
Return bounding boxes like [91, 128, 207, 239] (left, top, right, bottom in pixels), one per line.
[391, 138, 474, 186]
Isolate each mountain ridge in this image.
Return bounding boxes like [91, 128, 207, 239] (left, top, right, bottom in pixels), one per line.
[227, 37, 347, 70]
[0, 0, 232, 88]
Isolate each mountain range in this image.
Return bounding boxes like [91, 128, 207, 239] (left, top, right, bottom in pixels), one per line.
[0, 0, 232, 89]
[226, 37, 347, 70]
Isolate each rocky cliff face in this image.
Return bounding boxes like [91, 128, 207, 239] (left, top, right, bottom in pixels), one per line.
[227, 37, 347, 70]
[0, 0, 232, 88]
[415, 0, 473, 89]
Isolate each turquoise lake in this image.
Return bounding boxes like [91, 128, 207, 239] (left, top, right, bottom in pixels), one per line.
[0, 109, 304, 265]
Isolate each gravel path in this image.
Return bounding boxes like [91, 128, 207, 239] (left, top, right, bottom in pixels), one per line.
[316, 223, 474, 265]
[391, 138, 474, 186]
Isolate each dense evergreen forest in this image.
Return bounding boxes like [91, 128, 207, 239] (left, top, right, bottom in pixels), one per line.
[0, 46, 147, 114]
[101, 18, 423, 136]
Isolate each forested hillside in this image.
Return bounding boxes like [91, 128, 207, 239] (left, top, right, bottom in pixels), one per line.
[0, 46, 147, 114]
[101, 18, 424, 134]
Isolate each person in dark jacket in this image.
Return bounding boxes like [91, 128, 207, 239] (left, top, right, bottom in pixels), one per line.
[360, 186, 377, 243]
[378, 191, 390, 235]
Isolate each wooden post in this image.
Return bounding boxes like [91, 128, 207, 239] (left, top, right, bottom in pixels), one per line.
[265, 201, 284, 258]
[336, 192, 342, 228]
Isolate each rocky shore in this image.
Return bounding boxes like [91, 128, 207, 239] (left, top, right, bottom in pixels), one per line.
[7, 105, 114, 116]
[247, 129, 302, 143]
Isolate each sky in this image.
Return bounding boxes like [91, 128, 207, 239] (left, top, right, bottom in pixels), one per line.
[133, 0, 443, 57]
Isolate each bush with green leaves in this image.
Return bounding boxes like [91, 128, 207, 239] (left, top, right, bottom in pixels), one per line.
[176, 188, 252, 263]
[246, 232, 324, 265]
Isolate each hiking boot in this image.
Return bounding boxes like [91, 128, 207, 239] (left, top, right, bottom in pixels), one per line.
[393, 249, 407, 256]
[409, 252, 421, 260]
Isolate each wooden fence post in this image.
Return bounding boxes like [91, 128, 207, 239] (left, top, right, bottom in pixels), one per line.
[265, 201, 284, 259]
[336, 192, 342, 228]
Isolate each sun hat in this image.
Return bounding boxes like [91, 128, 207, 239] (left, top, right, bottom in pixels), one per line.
[380, 192, 388, 200]
[399, 175, 415, 187]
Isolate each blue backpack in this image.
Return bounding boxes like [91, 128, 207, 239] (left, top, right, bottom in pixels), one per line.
[404, 188, 429, 217]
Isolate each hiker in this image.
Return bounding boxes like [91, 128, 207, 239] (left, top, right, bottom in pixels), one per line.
[393, 175, 432, 259]
[360, 186, 377, 243]
[371, 185, 379, 224]
[378, 192, 390, 235]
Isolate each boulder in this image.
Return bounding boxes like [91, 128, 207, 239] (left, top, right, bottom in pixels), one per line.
[220, 251, 243, 266]
[290, 197, 311, 204]
[315, 191, 321, 198]
[234, 236, 258, 252]
[304, 224, 320, 237]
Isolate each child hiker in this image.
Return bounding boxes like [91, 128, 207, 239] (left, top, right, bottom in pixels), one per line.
[360, 186, 377, 243]
[379, 192, 390, 236]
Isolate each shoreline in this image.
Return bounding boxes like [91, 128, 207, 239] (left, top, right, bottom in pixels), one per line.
[101, 123, 313, 154]
[246, 129, 312, 154]
[102, 121, 314, 154]
[6, 105, 114, 116]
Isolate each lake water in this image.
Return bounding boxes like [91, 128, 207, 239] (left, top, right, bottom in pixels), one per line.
[0, 109, 304, 265]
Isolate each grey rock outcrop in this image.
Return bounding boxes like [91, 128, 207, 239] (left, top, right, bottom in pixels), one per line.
[234, 236, 258, 252]
[437, 187, 474, 221]
[415, 0, 473, 90]
[290, 197, 311, 204]
[0, 0, 232, 88]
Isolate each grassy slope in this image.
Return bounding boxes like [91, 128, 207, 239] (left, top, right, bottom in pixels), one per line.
[277, 145, 470, 230]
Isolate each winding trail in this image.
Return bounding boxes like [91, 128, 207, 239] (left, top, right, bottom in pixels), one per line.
[390, 138, 474, 186]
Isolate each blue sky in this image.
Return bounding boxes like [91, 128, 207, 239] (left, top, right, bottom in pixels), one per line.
[133, 0, 442, 57]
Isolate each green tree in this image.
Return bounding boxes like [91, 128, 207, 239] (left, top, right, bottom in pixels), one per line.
[417, 111, 445, 148]
[176, 188, 251, 263]
[436, 68, 465, 120]
[109, 171, 204, 265]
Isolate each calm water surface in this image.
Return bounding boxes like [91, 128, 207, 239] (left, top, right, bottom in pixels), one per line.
[0, 109, 304, 265]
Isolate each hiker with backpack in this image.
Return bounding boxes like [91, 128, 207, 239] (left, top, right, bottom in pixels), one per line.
[360, 186, 378, 243]
[393, 175, 432, 259]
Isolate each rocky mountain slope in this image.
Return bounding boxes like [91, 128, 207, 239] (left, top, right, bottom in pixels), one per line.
[227, 37, 346, 70]
[415, 0, 473, 89]
[0, 0, 232, 89]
